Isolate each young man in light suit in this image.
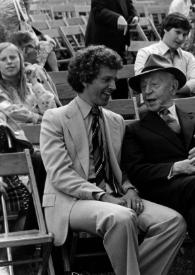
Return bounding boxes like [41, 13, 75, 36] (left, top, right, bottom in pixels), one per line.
[40, 45, 186, 275]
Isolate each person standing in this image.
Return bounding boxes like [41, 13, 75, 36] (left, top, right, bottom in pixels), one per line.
[85, 0, 139, 99]
[169, 0, 192, 17]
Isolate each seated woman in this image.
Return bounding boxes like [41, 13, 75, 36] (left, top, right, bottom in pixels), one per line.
[0, 110, 31, 275]
[9, 31, 61, 107]
[0, 42, 57, 124]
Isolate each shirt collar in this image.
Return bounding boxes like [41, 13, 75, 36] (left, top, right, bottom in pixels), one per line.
[76, 96, 102, 119]
[159, 40, 181, 58]
[168, 104, 177, 117]
[76, 96, 92, 119]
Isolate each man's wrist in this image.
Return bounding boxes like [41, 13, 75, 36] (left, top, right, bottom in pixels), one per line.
[126, 186, 139, 194]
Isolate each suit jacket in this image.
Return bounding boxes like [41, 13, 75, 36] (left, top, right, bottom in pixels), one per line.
[121, 107, 195, 200]
[85, 0, 137, 56]
[40, 98, 133, 246]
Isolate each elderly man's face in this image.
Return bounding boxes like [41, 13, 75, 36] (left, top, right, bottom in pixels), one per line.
[140, 71, 177, 112]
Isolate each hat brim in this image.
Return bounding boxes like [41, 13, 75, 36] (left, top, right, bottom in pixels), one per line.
[129, 67, 186, 93]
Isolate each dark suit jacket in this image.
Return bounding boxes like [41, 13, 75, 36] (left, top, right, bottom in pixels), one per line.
[121, 107, 195, 209]
[85, 0, 137, 57]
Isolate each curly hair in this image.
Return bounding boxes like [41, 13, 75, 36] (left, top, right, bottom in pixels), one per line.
[67, 45, 123, 93]
[162, 12, 192, 32]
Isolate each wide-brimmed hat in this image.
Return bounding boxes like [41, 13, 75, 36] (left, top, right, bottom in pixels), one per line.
[129, 54, 186, 93]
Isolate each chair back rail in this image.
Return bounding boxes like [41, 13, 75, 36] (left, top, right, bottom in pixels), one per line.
[174, 97, 195, 112]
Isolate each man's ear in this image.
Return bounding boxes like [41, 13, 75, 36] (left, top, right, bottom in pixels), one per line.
[171, 79, 179, 96]
[82, 82, 87, 88]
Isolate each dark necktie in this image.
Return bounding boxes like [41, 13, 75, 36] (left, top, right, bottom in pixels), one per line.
[167, 49, 176, 64]
[160, 108, 181, 134]
[91, 106, 106, 186]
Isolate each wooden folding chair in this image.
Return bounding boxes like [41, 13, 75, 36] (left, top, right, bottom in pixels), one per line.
[46, 19, 67, 29]
[20, 124, 41, 146]
[31, 21, 50, 31]
[0, 149, 54, 275]
[174, 96, 195, 112]
[64, 16, 87, 27]
[50, 4, 76, 19]
[42, 28, 71, 68]
[105, 97, 140, 120]
[74, 4, 90, 17]
[59, 25, 85, 56]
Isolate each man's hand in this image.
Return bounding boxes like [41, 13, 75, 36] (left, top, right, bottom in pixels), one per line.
[122, 189, 144, 215]
[172, 158, 195, 176]
[188, 147, 195, 160]
[117, 16, 128, 34]
[100, 193, 127, 206]
[131, 16, 139, 26]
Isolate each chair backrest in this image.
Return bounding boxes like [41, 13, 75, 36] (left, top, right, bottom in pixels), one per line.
[0, 149, 46, 232]
[74, 4, 90, 17]
[104, 97, 140, 120]
[47, 19, 67, 28]
[48, 71, 76, 105]
[64, 16, 86, 26]
[128, 40, 155, 52]
[117, 64, 135, 98]
[59, 25, 85, 56]
[174, 97, 195, 113]
[31, 20, 50, 31]
[20, 124, 41, 146]
[30, 13, 51, 21]
[51, 4, 76, 19]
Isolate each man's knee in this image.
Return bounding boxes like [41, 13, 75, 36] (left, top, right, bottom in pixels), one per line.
[105, 207, 137, 229]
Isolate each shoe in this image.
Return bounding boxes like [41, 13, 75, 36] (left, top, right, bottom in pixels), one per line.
[0, 265, 10, 275]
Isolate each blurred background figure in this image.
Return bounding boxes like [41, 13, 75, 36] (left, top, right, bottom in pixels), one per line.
[85, 0, 139, 99]
[169, 0, 192, 17]
[0, 42, 57, 124]
[9, 31, 61, 107]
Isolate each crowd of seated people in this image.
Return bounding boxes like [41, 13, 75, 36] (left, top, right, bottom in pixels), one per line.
[0, 3, 195, 274]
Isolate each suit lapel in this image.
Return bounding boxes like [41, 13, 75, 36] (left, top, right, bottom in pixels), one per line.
[66, 100, 89, 177]
[102, 110, 122, 184]
[141, 111, 185, 152]
[177, 107, 195, 150]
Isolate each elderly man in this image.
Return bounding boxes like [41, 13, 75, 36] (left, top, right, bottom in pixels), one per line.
[135, 12, 195, 97]
[122, 53, 195, 244]
[40, 45, 186, 275]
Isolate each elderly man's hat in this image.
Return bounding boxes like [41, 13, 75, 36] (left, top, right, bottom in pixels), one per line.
[129, 54, 186, 93]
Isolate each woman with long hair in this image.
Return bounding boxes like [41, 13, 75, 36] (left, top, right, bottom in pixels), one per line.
[0, 42, 56, 124]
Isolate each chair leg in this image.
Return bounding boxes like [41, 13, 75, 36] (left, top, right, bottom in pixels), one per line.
[61, 245, 71, 272]
[48, 256, 55, 275]
[192, 244, 195, 275]
[38, 243, 53, 275]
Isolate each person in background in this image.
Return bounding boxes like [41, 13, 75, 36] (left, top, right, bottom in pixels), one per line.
[169, 0, 192, 17]
[85, 0, 139, 99]
[0, 109, 46, 275]
[9, 31, 61, 107]
[0, 42, 57, 124]
[135, 13, 195, 97]
[40, 45, 186, 275]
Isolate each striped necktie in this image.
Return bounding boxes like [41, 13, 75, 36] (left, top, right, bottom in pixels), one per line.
[160, 108, 181, 134]
[91, 106, 106, 186]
